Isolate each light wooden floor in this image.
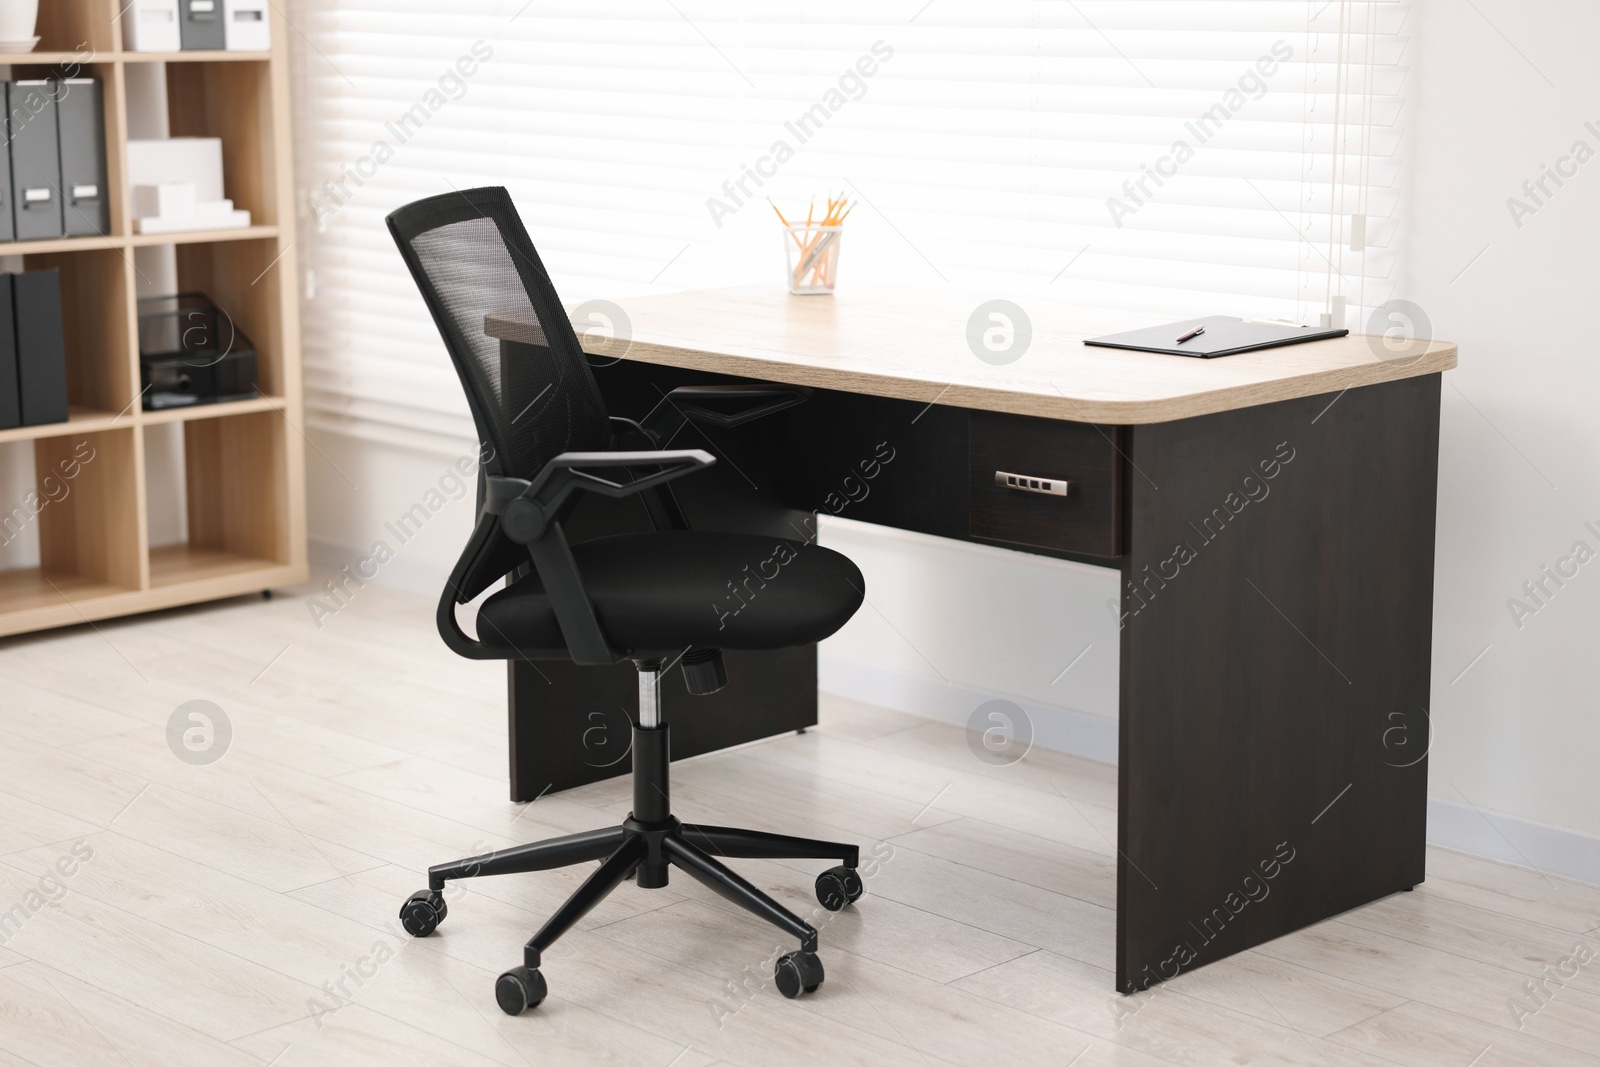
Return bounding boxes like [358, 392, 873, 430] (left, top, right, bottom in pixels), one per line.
[1, 580, 1598, 1067]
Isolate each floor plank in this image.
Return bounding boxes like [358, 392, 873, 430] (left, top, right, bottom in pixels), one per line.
[1327, 999, 1600, 1067]
[0, 861, 316, 1041]
[950, 947, 1364, 1067]
[1257, 917, 1600, 1055]
[0, 962, 263, 1067]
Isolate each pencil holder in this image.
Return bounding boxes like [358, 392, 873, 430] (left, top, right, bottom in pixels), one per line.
[784, 224, 842, 295]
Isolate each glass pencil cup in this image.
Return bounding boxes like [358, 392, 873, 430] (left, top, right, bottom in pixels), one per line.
[784, 224, 842, 295]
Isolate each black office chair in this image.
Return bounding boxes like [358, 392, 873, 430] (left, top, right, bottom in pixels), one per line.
[386, 187, 867, 1015]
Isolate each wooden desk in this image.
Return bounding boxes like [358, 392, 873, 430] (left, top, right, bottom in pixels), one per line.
[489, 285, 1456, 995]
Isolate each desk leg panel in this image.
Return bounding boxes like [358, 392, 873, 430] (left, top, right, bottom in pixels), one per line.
[1115, 374, 1440, 993]
[509, 647, 818, 800]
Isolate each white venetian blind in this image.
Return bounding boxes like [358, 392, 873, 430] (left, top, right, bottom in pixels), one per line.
[288, 1, 1408, 452]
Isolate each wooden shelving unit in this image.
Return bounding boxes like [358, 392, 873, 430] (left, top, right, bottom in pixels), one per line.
[0, 1, 305, 637]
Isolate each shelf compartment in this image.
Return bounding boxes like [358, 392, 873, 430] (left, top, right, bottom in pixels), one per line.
[0, 426, 142, 623]
[35, 428, 142, 589]
[4, 59, 123, 240]
[143, 411, 290, 589]
[35, 0, 114, 55]
[171, 236, 287, 397]
[19, 246, 136, 417]
[164, 59, 279, 227]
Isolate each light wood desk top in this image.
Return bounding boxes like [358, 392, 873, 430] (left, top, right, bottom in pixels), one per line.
[486, 284, 1456, 425]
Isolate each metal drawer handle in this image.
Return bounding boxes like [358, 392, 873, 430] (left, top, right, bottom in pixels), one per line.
[995, 470, 1070, 497]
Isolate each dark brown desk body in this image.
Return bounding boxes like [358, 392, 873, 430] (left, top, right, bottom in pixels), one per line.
[489, 287, 1452, 998]
[504, 348, 1441, 995]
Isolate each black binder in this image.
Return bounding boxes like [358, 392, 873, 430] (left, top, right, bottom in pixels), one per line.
[0, 283, 17, 430]
[7, 81, 64, 241]
[1083, 315, 1349, 359]
[180, 0, 226, 50]
[56, 78, 108, 237]
[13, 271, 68, 427]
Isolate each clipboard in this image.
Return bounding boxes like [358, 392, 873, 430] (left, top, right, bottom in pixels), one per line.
[1083, 316, 1349, 359]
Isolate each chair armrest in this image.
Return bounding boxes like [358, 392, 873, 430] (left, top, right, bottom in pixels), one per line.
[434, 511, 509, 660]
[608, 415, 651, 446]
[485, 449, 714, 544]
[478, 449, 715, 665]
[609, 417, 690, 532]
[641, 384, 809, 444]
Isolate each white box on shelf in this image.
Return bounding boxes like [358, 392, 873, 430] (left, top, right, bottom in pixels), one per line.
[127, 138, 251, 233]
[135, 208, 251, 234]
[133, 182, 199, 220]
[124, 0, 183, 53]
[224, 0, 271, 51]
[127, 138, 226, 201]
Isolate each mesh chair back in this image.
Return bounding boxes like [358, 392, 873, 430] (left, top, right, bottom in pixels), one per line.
[387, 187, 611, 480]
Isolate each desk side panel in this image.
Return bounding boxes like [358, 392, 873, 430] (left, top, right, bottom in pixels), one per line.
[509, 650, 816, 798]
[1116, 374, 1439, 992]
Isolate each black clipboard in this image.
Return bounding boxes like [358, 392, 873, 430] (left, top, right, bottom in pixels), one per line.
[1083, 316, 1348, 359]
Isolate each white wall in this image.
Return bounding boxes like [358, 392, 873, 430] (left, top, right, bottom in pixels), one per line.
[818, 518, 1122, 764]
[305, 431, 483, 600]
[304, 0, 1600, 883]
[1402, 0, 1600, 874]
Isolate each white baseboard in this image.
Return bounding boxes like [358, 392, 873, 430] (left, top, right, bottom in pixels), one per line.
[819, 655, 1120, 765]
[1424, 797, 1600, 887]
[820, 655, 1600, 887]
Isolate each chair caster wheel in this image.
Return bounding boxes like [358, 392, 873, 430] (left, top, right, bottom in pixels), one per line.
[399, 889, 447, 937]
[815, 866, 863, 911]
[774, 950, 824, 998]
[496, 965, 547, 1015]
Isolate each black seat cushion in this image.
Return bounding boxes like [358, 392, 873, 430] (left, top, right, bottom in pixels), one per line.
[476, 531, 865, 657]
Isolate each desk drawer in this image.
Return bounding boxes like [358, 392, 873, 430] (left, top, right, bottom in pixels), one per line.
[968, 411, 1122, 558]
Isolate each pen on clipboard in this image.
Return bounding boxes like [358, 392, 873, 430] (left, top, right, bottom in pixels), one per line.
[1176, 325, 1206, 344]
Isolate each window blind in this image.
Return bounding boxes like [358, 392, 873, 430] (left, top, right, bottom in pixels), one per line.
[288, 1, 1409, 452]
